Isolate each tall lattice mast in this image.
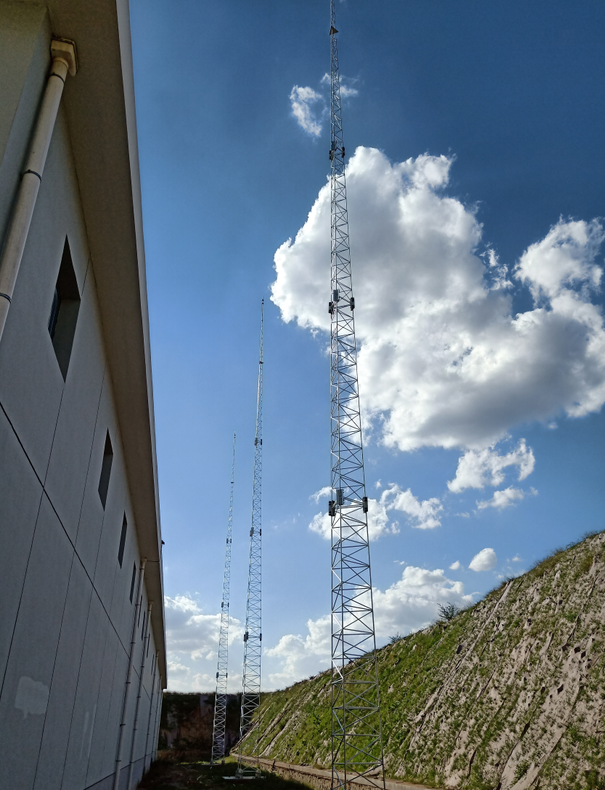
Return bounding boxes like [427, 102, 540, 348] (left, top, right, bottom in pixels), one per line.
[237, 300, 264, 778]
[327, 4, 385, 789]
[211, 433, 237, 765]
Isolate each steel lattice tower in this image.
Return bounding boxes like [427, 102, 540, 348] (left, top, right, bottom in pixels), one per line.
[211, 433, 237, 765]
[327, 4, 385, 789]
[237, 300, 264, 778]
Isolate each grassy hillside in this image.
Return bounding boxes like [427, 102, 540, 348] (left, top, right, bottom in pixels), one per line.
[240, 531, 605, 789]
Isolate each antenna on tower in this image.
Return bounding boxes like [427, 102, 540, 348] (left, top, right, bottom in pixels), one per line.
[236, 300, 264, 779]
[211, 433, 236, 765]
[327, 4, 385, 790]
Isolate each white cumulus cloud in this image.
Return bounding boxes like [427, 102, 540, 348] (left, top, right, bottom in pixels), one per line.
[265, 565, 473, 687]
[448, 439, 535, 493]
[289, 85, 324, 136]
[515, 218, 603, 301]
[449, 560, 461, 570]
[266, 614, 331, 688]
[469, 548, 497, 571]
[381, 484, 443, 530]
[164, 595, 243, 662]
[373, 566, 473, 636]
[310, 485, 332, 504]
[271, 147, 605, 452]
[477, 486, 536, 510]
[164, 595, 243, 691]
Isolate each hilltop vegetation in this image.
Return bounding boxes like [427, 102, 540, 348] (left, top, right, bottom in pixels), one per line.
[240, 532, 605, 789]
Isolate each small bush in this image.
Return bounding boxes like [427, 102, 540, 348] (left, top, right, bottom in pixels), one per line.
[438, 603, 460, 622]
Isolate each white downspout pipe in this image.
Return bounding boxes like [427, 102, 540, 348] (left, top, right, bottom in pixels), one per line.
[0, 39, 77, 343]
[113, 558, 147, 790]
[126, 601, 153, 789]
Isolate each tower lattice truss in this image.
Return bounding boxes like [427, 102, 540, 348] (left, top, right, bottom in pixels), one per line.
[327, 3, 385, 789]
[237, 301, 264, 778]
[211, 434, 236, 764]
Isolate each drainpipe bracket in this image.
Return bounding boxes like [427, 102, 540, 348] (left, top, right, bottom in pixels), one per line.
[51, 38, 78, 76]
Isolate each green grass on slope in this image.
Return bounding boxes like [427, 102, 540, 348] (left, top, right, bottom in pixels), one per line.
[239, 532, 605, 790]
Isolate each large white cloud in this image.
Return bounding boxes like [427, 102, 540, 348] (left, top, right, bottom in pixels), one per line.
[448, 439, 535, 493]
[164, 595, 243, 691]
[271, 147, 605, 451]
[265, 614, 331, 688]
[265, 565, 474, 687]
[372, 565, 473, 635]
[469, 547, 497, 571]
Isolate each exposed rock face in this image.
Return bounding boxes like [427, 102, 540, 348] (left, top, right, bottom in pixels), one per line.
[241, 532, 605, 789]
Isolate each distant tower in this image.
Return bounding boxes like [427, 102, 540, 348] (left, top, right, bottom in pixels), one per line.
[237, 300, 264, 778]
[211, 433, 236, 765]
[327, 4, 385, 790]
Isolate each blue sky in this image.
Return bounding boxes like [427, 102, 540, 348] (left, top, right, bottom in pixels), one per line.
[129, 0, 605, 691]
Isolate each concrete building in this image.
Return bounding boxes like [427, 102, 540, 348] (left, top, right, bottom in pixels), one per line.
[0, 1, 166, 788]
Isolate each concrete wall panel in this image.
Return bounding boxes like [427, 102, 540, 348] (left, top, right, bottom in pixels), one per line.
[0, 496, 72, 790]
[85, 775, 114, 790]
[0, 115, 83, 480]
[75, 487, 106, 583]
[85, 627, 121, 787]
[111, 517, 148, 650]
[43, 116, 107, 542]
[92, 381, 130, 617]
[124, 635, 147, 768]
[110, 547, 139, 653]
[71, 368, 111, 578]
[102, 647, 130, 783]
[0, 405, 43, 677]
[132, 680, 152, 765]
[32, 557, 93, 790]
[62, 593, 107, 790]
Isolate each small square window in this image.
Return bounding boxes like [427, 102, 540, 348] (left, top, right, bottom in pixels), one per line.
[48, 238, 80, 380]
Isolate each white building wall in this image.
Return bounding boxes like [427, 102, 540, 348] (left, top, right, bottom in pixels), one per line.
[0, 3, 165, 788]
